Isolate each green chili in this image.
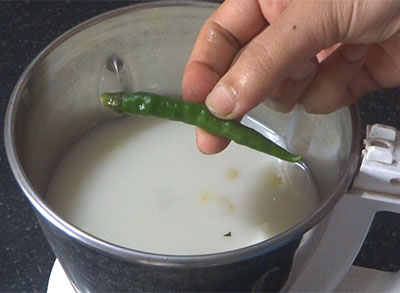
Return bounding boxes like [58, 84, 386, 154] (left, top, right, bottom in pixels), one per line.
[100, 91, 301, 162]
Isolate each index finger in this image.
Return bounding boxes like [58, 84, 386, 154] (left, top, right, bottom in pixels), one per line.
[182, 0, 267, 103]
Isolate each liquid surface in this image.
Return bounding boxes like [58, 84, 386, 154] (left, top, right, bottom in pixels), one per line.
[46, 116, 319, 255]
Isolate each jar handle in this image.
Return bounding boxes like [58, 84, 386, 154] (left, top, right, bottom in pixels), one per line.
[283, 123, 400, 292]
[284, 191, 400, 292]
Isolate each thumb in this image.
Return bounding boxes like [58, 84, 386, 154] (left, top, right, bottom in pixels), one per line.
[205, 1, 339, 119]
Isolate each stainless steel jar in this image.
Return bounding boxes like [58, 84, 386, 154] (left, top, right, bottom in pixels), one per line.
[4, 1, 360, 291]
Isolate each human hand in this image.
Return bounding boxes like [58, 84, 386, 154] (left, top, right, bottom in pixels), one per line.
[182, 0, 400, 154]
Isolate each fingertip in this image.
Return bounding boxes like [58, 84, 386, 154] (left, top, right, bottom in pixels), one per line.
[265, 58, 318, 113]
[288, 60, 318, 82]
[300, 44, 367, 114]
[205, 83, 237, 119]
[264, 98, 296, 113]
[195, 127, 230, 154]
[302, 101, 334, 115]
[343, 44, 368, 63]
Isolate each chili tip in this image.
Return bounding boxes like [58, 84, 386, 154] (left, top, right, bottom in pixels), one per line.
[288, 155, 302, 163]
[100, 92, 123, 113]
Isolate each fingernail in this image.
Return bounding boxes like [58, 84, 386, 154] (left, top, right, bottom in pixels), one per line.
[206, 84, 235, 118]
[289, 61, 317, 81]
[343, 45, 368, 62]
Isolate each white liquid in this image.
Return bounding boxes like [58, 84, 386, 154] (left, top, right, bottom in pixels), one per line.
[46, 116, 319, 255]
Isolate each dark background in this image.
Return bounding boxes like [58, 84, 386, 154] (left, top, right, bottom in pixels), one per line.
[1, 1, 399, 292]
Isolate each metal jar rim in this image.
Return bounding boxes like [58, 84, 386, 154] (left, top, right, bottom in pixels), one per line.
[4, 0, 361, 268]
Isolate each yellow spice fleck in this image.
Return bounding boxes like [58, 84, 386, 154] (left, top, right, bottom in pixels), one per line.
[219, 197, 235, 211]
[268, 172, 284, 188]
[227, 168, 239, 180]
[199, 192, 215, 202]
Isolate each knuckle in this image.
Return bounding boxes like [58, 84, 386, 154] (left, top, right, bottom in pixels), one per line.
[312, 2, 341, 46]
[293, 0, 346, 48]
[206, 19, 241, 51]
[259, 0, 291, 22]
[243, 39, 279, 80]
